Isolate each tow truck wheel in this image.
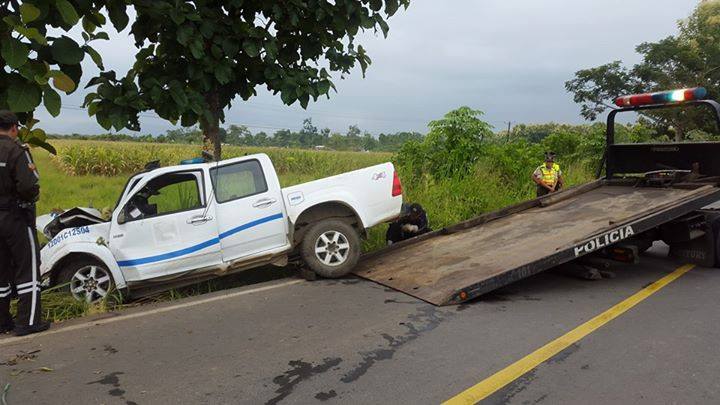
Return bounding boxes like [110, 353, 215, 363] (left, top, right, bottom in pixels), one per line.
[58, 259, 117, 304]
[301, 219, 360, 278]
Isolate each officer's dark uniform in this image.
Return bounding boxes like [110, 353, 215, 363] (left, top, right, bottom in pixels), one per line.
[386, 203, 431, 245]
[0, 115, 47, 335]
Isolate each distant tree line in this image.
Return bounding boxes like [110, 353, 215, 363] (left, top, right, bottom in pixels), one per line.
[48, 117, 424, 152]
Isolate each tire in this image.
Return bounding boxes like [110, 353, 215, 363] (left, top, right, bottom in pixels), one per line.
[58, 258, 119, 304]
[300, 219, 361, 278]
[712, 217, 720, 268]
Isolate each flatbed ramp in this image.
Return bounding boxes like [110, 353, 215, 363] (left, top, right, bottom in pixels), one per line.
[354, 183, 720, 305]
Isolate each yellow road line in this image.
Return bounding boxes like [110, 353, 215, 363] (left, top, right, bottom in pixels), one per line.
[444, 264, 695, 405]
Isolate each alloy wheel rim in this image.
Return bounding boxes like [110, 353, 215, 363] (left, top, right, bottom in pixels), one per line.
[70, 265, 111, 303]
[314, 231, 350, 267]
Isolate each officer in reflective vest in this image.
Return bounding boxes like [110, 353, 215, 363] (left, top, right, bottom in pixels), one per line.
[532, 152, 564, 198]
[0, 111, 50, 336]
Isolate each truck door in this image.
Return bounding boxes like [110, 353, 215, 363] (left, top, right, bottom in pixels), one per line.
[209, 157, 289, 263]
[110, 169, 222, 281]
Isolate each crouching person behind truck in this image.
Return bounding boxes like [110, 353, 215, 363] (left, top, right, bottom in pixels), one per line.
[532, 152, 563, 198]
[386, 203, 431, 245]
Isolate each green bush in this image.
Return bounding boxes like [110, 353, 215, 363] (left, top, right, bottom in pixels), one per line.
[396, 107, 493, 180]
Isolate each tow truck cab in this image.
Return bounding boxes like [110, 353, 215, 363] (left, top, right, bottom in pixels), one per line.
[603, 88, 720, 267]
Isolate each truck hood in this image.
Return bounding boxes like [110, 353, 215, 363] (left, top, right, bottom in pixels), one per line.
[37, 207, 106, 239]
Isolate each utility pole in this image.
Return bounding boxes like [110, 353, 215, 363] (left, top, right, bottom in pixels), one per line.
[505, 121, 512, 143]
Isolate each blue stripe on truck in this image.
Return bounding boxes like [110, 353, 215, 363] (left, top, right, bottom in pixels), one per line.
[219, 213, 284, 240]
[117, 213, 284, 267]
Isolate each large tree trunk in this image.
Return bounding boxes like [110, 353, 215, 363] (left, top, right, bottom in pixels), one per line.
[200, 91, 222, 161]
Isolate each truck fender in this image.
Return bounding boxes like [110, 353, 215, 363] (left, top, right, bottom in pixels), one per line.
[46, 243, 127, 290]
[289, 192, 368, 230]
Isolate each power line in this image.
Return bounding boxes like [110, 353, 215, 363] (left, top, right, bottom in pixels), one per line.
[58, 104, 510, 134]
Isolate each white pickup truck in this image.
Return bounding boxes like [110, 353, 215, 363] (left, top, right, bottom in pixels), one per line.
[37, 153, 403, 303]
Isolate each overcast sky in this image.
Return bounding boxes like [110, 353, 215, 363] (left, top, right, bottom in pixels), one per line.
[36, 0, 700, 136]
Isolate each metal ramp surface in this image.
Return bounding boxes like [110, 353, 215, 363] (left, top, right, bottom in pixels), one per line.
[354, 184, 720, 305]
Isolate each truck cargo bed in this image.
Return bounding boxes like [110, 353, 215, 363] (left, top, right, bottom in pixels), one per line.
[354, 182, 720, 305]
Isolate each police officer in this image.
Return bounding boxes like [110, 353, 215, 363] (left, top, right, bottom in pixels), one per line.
[386, 203, 431, 245]
[0, 111, 50, 336]
[532, 152, 564, 198]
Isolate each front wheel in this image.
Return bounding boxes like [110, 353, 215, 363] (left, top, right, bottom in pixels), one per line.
[300, 219, 361, 278]
[58, 259, 117, 304]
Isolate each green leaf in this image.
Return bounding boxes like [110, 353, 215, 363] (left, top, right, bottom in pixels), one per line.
[14, 26, 47, 45]
[280, 87, 296, 105]
[51, 36, 84, 65]
[82, 16, 97, 33]
[29, 128, 47, 143]
[189, 39, 204, 59]
[375, 15, 389, 37]
[3, 15, 21, 28]
[299, 93, 309, 109]
[29, 139, 57, 155]
[83, 92, 98, 107]
[88, 101, 99, 116]
[176, 24, 194, 46]
[83, 45, 104, 69]
[93, 32, 110, 41]
[242, 40, 260, 58]
[214, 64, 232, 84]
[23, 63, 49, 84]
[97, 113, 112, 130]
[169, 84, 188, 107]
[264, 66, 278, 80]
[8, 81, 41, 112]
[385, 0, 400, 15]
[50, 71, 77, 93]
[169, 9, 185, 25]
[199, 22, 214, 38]
[43, 87, 61, 117]
[20, 3, 41, 24]
[221, 38, 240, 57]
[55, 0, 80, 26]
[317, 80, 331, 95]
[108, 0, 129, 31]
[265, 40, 278, 60]
[1, 37, 29, 69]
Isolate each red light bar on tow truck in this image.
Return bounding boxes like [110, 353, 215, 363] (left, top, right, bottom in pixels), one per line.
[614, 87, 708, 108]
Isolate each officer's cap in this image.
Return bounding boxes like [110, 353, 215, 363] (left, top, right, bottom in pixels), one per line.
[0, 110, 19, 128]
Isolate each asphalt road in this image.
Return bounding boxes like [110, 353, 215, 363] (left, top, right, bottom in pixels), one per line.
[1, 245, 719, 404]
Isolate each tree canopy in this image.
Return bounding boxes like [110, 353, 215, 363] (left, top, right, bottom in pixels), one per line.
[565, 0, 720, 141]
[1, 0, 110, 152]
[85, 0, 410, 159]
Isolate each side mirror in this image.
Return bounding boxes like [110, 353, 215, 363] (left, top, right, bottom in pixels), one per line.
[117, 209, 127, 225]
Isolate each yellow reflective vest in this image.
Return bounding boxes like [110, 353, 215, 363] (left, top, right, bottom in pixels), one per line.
[535, 164, 561, 187]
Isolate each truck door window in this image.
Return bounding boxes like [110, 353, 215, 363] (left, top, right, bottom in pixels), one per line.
[124, 172, 204, 221]
[210, 160, 268, 203]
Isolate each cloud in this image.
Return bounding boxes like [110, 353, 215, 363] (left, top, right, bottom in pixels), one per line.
[36, 0, 699, 135]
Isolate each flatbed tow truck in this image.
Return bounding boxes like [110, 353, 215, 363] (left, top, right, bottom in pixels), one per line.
[354, 88, 720, 305]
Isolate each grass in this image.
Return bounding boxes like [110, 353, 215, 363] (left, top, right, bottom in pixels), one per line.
[27, 139, 595, 323]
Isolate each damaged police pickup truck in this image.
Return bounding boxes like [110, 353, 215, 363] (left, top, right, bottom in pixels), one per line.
[37, 154, 403, 303]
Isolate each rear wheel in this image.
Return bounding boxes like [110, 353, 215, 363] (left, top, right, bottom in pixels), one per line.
[300, 219, 361, 278]
[714, 219, 720, 267]
[58, 259, 117, 304]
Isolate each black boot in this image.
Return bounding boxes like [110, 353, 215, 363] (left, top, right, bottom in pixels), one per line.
[13, 320, 50, 336]
[0, 319, 13, 334]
